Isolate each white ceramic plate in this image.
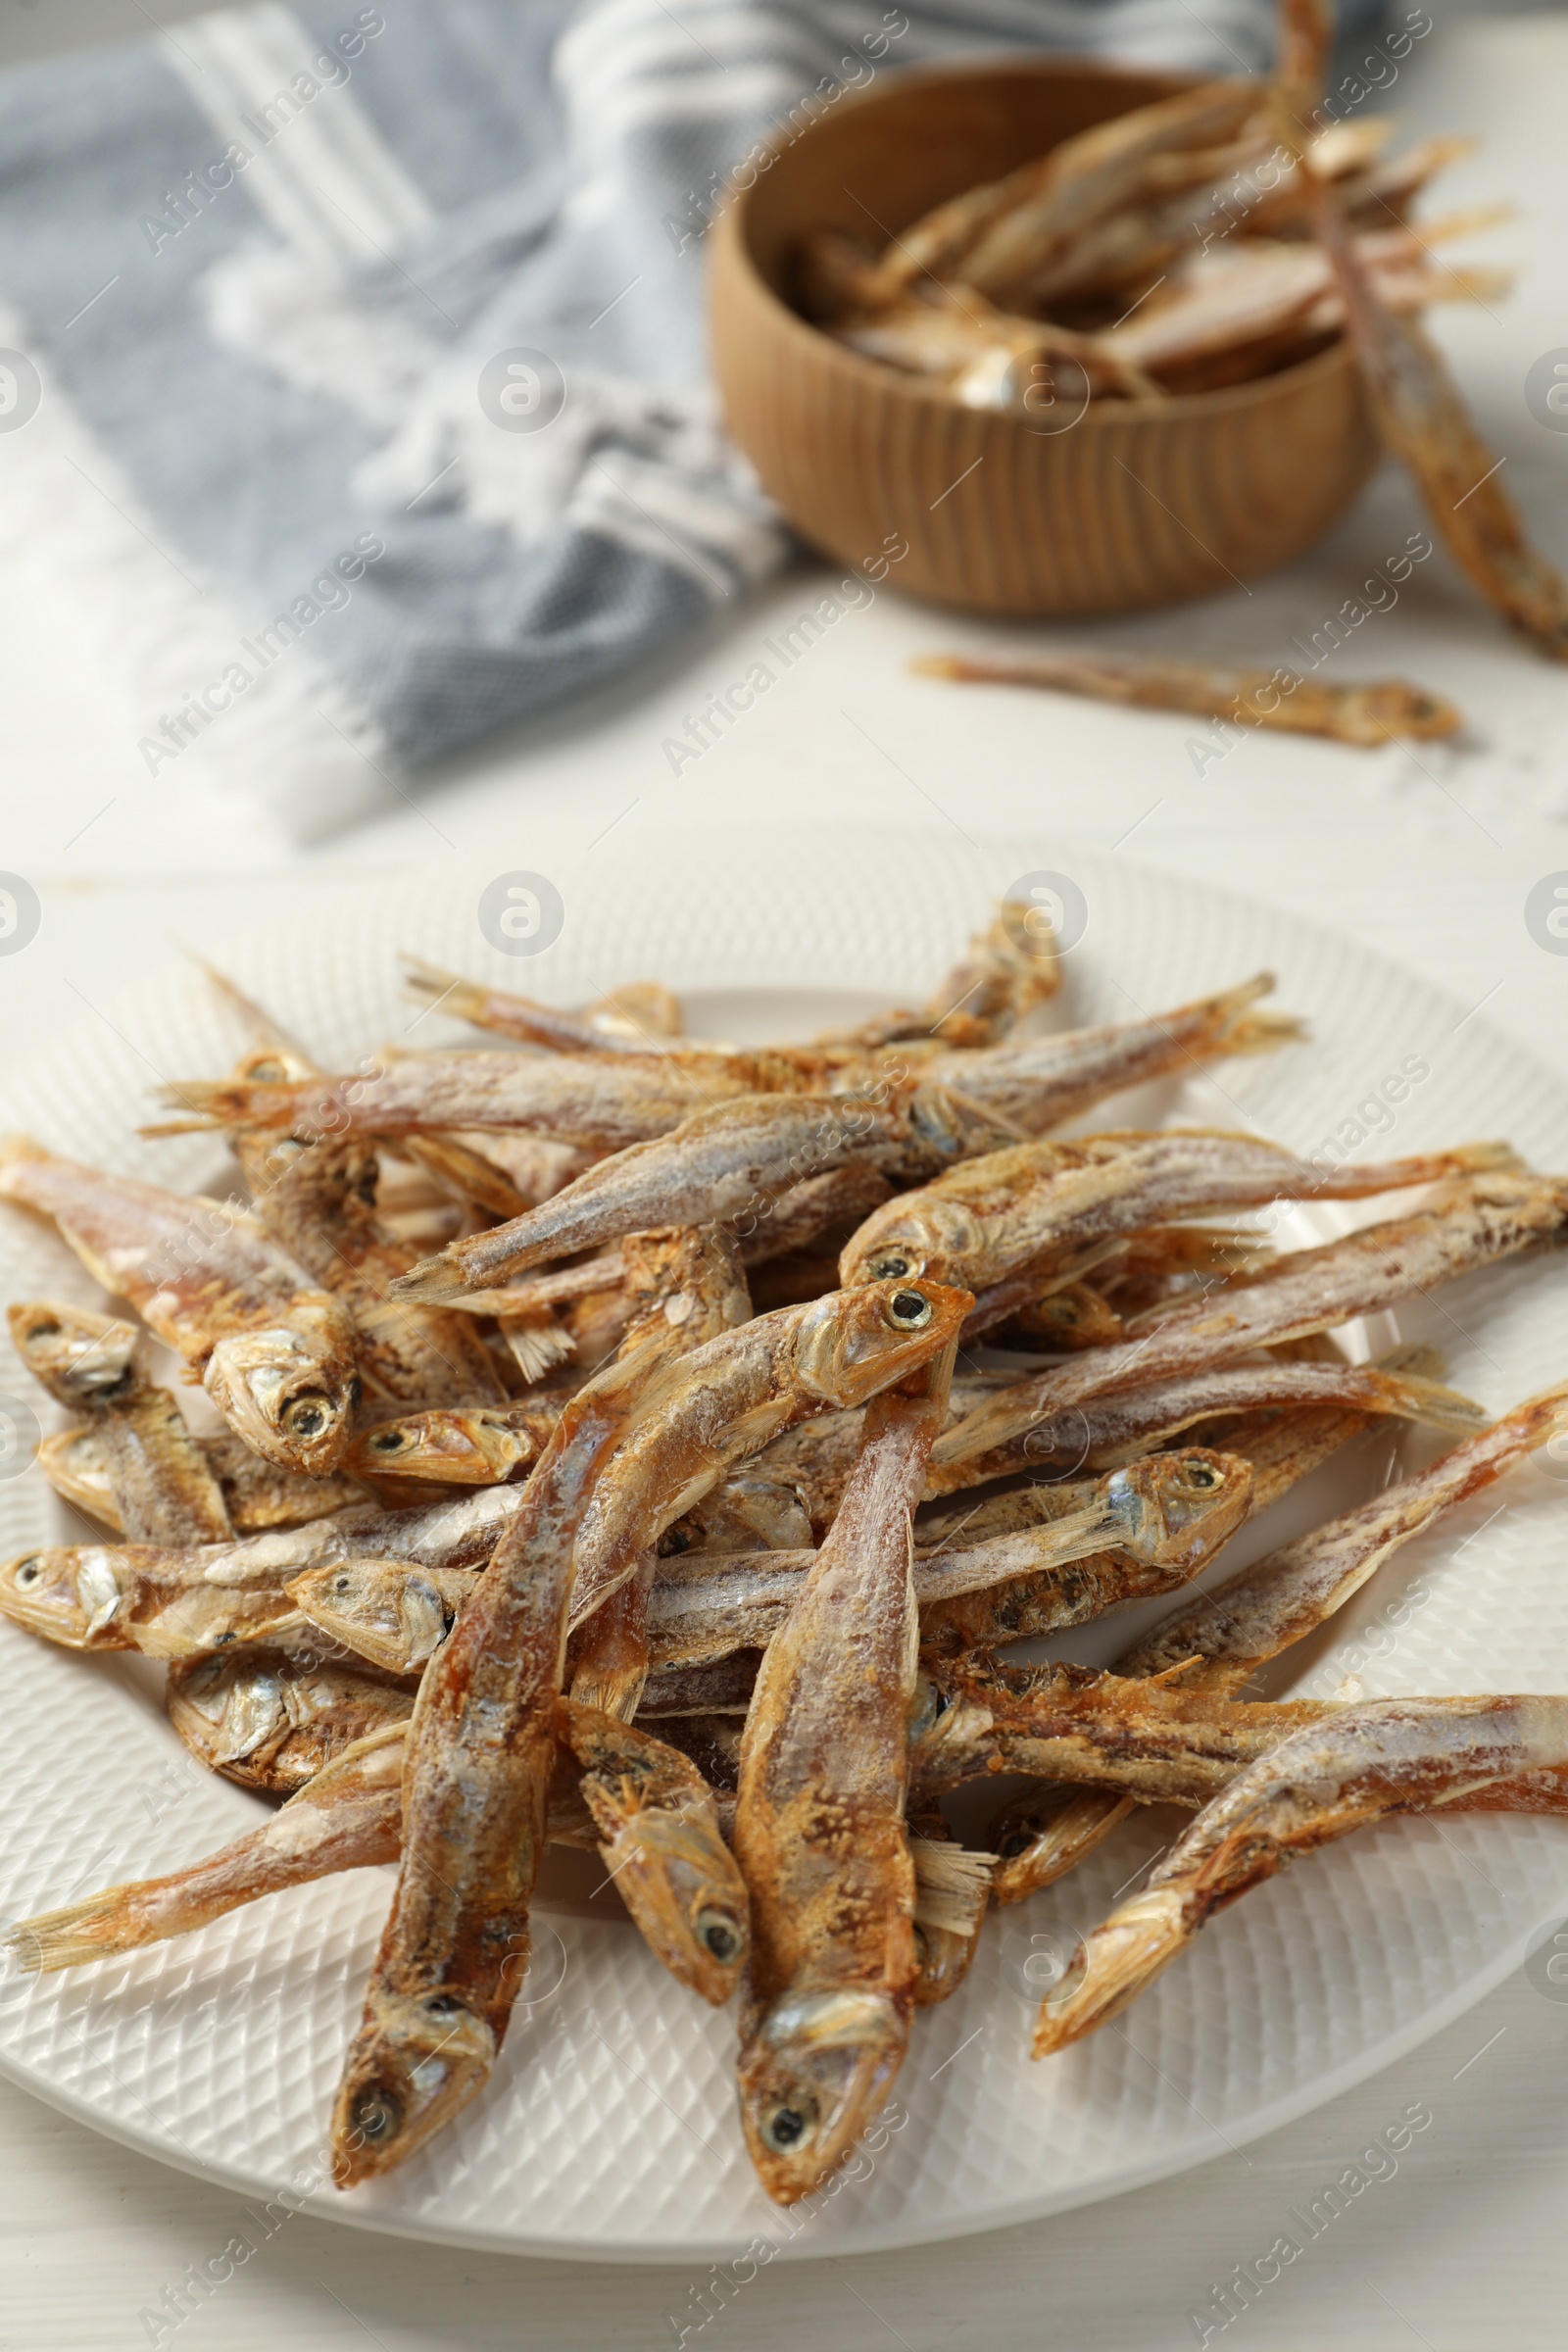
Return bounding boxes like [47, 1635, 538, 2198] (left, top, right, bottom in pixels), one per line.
[1, 819, 1566, 2265]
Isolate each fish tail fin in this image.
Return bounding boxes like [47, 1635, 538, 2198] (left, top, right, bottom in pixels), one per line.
[1385, 1372, 1492, 1435]
[3, 1886, 152, 1974]
[402, 955, 482, 1021]
[1196, 972, 1307, 1056]
[0, 1134, 49, 1182]
[496, 1306, 575, 1386]
[911, 1838, 995, 1936]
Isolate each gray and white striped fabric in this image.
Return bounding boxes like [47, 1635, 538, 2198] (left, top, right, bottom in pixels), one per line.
[0, 0, 1382, 837]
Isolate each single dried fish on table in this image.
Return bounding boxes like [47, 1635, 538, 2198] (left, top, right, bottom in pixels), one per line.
[912, 651, 1460, 748]
[9, 1299, 232, 1544]
[0, 1139, 360, 1474]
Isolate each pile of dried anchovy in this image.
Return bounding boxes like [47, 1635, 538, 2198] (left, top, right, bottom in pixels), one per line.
[1, 902, 1563, 2205]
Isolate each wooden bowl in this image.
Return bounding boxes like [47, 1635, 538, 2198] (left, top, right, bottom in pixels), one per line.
[709, 57, 1381, 616]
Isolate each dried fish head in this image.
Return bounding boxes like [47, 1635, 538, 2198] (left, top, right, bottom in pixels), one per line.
[737, 1985, 907, 2204]
[1032, 1886, 1188, 2055]
[791, 1279, 973, 1408]
[8, 1300, 140, 1407]
[600, 1802, 749, 2005]
[332, 1981, 498, 2186]
[204, 1300, 359, 1475]
[1101, 1446, 1252, 1569]
[288, 1559, 459, 1674]
[0, 1544, 130, 1647]
[345, 1408, 532, 1487]
[839, 1197, 986, 1287]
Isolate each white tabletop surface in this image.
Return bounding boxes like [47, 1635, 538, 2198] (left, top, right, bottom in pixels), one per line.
[1, 3, 1567, 2345]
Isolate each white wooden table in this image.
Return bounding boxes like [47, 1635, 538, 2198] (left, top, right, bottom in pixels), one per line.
[1, 5, 1566, 2344]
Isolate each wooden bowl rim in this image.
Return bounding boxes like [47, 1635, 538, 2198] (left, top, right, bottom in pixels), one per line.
[711, 48, 1360, 429]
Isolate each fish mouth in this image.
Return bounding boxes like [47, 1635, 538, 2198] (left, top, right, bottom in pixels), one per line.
[205, 1316, 355, 1475]
[331, 1984, 497, 2186]
[601, 1810, 750, 2006]
[737, 1987, 909, 2204]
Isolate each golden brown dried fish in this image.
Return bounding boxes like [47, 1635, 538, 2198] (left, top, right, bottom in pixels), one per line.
[933, 1173, 1568, 1472]
[326, 1361, 648, 2184]
[345, 1399, 558, 1487]
[168, 1646, 416, 1790]
[559, 1696, 750, 2004]
[913, 651, 1460, 748]
[917, 1446, 1251, 1658]
[3, 1708, 739, 2001]
[9, 1300, 232, 1544]
[157, 1046, 842, 1152]
[911, 1654, 1336, 1807]
[1125, 1381, 1568, 1690]
[387, 1090, 1010, 1302]
[994, 1380, 1568, 1901]
[735, 1366, 951, 2204]
[3, 1725, 410, 1973]
[842, 1129, 1503, 1298]
[239, 1131, 510, 1407]
[0, 1140, 360, 1475]
[1032, 1693, 1568, 2056]
[566, 1281, 974, 1642]
[568, 1226, 754, 1717]
[192, 1481, 529, 1585]
[1279, 3, 1568, 659]
[919, 974, 1299, 1140]
[36, 1422, 367, 1535]
[330, 1276, 967, 2182]
[0, 1540, 306, 1658]
[393, 982, 1299, 1302]
[832, 289, 1158, 406]
[870, 80, 1263, 306]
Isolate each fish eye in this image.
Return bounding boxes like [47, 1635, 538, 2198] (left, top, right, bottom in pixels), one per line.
[695, 1908, 742, 1964]
[870, 1252, 913, 1280]
[282, 1392, 333, 1439]
[369, 1431, 408, 1453]
[350, 2087, 402, 2142]
[997, 1824, 1039, 1860]
[1180, 1457, 1221, 1490]
[422, 1992, 466, 2018]
[26, 1318, 61, 1339]
[331, 1574, 354, 1594]
[885, 1290, 932, 1329]
[13, 1556, 43, 1588]
[760, 2095, 816, 2152]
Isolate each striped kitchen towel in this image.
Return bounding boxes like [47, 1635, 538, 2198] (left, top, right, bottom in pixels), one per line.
[0, 0, 1381, 837]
